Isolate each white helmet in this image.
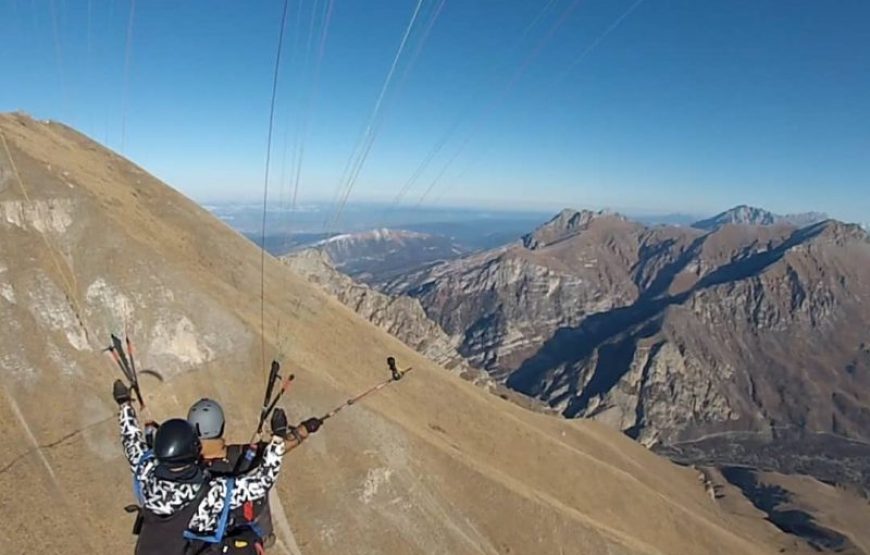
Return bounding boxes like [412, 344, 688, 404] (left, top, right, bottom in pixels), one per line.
[187, 398, 225, 440]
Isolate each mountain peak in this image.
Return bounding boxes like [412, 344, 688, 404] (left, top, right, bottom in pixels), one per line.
[522, 208, 628, 249]
[803, 218, 869, 246]
[693, 205, 777, 230]
[692, 205, 829, 231]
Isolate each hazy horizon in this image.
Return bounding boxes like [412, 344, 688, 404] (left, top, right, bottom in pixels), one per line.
[204, 199, 861, 240]
[2, 1, 868, 223]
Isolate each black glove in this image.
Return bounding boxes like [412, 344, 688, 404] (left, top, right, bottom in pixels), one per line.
[144, 421, 160, 448]
[113, 379, 132, 405]
[301, 417, 323, 435]
[270, 408, 289, 439]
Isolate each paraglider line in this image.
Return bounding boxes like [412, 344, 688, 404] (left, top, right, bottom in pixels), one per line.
[260, 0, 291, 374]
[327, 0, 426, 231]
[121, 0, 136, 153]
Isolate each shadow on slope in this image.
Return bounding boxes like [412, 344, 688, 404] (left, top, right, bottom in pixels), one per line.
[507, 222, 831, 414]
[632, 234, 705, 300]
[720, 467, 860, 553]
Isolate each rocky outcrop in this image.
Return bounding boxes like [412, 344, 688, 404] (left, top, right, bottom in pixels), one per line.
[521, 209, 626, 249]
[282, 249, 492, 387]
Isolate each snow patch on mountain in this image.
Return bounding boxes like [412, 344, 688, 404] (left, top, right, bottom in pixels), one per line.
[318, 228, 429, 246]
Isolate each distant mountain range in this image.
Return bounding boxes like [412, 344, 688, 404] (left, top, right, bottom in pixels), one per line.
[298, 228, 470, 286]
[383, 207, 870, 490]
[691, 205, 829, 231]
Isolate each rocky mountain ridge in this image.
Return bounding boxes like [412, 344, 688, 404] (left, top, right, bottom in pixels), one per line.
[521, 208, 629, 249]
[692, 205, 829, 231]
[387, 208, 870, 490]
[385, 210, 701, 377]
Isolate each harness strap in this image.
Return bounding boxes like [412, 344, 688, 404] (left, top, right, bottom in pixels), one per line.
[245, 521, 265, 540]
[132, 450, 155, 504]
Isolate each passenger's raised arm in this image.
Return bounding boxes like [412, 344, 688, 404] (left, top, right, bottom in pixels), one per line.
[114, 380, 148, 471]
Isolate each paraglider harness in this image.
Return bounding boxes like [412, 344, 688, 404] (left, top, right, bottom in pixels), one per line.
[126, 453, 258, 555]
[200, 443, 273, 552]
[178, 361, 300, 553]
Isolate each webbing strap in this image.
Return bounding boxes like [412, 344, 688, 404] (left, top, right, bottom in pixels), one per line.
[132, 450, 155, 504]
[243, 520, 266, 540]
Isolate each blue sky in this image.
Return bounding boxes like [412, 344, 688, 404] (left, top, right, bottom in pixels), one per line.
[1, 0, 868, 222]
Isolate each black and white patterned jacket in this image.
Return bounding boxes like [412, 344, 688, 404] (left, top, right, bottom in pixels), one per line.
[119, 403, 285, 535]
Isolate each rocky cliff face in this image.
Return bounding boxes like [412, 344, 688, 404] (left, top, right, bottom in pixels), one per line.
[282, 249, 492, 387]
[389, 209, 870, 488]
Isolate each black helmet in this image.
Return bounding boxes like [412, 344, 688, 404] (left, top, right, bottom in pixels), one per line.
[153, 419, 202, 465]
